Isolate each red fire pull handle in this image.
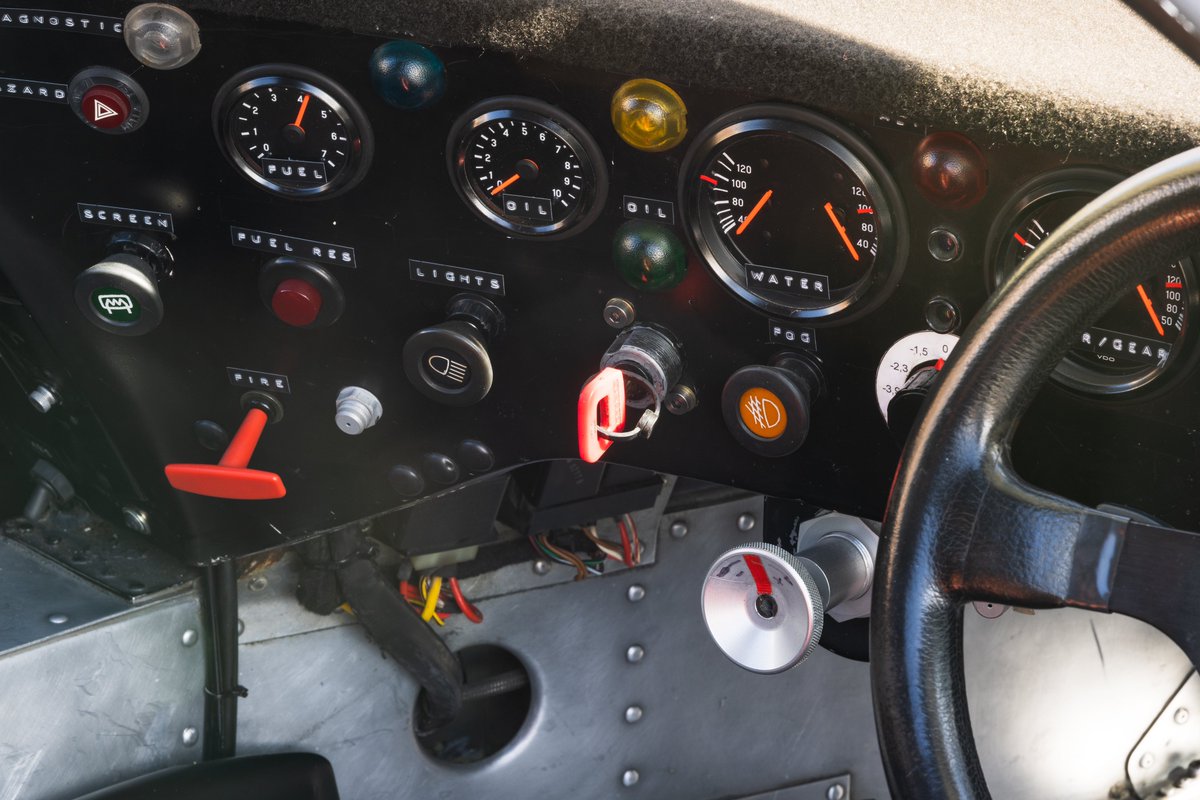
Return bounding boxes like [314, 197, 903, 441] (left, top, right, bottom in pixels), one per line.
[164, 407, 287, 500]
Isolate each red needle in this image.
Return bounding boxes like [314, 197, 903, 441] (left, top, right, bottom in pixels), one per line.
[824, 202, 860, 262]
[490, 173, 521, 196]
[1137, 284, 1167, 337]
[736, 189, 773, 235]
[293, 94, 311, 129]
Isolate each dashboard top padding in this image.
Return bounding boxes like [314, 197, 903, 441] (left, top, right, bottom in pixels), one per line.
[185, 0, 1200, 161]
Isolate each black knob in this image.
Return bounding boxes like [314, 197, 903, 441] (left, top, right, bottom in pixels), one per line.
[74, 253, 163, 336]
[721, 353, 823, 457]
[403, 294, 502, 406]
[886, 363, 941, 445]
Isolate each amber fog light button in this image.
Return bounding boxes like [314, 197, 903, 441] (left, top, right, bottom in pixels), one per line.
[738, 387, 788, 440]
[722, 355, 824, 457]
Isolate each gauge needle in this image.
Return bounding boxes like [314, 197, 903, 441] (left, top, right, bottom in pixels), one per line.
[824, 201, 860, 262]
[1137, 284, 1167, 337]
[490, 173, 521, 196]
[293, 94, 311, 130]
[736, 189, 773, 235]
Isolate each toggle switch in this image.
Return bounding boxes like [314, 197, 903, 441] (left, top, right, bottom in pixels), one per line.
[403, 294, 503, 406]
[164, 394, 286, 500]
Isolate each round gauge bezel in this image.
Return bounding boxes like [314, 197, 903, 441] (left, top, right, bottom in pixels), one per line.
[680, 104, 907, 321]
[987, 167, 1199, 396]
[213, 64, 375, 200]
[447, 96, 608, 240]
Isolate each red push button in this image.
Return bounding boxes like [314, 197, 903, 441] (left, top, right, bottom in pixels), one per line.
[81, 85, 131, 130]
[271, 278, 324, 327]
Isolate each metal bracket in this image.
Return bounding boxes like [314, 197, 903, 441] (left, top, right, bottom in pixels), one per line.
[1128, 671, 1200, 798]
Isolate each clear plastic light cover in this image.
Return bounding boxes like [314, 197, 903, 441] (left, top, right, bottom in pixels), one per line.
[124, 4, 202, 70]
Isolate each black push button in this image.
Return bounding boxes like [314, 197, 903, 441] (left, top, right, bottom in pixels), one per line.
[402, 294, 502, 406]
[422, 453, 460, 485]
[74, 253, 164, 336]
[388, 465, 425, 498]
[457, 439, 495, 473]
[403, 323, 492, 405]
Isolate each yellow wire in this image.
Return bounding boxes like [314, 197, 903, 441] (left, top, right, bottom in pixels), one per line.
[421, 577, 443, 622]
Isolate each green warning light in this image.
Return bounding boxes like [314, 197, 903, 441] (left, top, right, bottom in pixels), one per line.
[91, 287, 141, 323]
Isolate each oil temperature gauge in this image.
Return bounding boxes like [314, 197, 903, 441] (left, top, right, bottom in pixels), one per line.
[990, 168, 1195, 395]
[214, 64, 374, 199]
[448, 97, 607, 239]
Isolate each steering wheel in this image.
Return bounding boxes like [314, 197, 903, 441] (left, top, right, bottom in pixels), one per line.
[872, 148, 1200, 798]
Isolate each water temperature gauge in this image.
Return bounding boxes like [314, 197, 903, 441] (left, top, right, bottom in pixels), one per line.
[448, 97, 607, 239]
[681, 105, 906, 319]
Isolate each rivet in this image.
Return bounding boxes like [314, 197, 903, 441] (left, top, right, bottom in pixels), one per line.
[47, 613, 68, 625]
[604, 298, 636, 329]
[247, 575, 269, 592]
[1140, 753, 1156, 769]
[626, 644, 645, 663]
[28, 384, 59, 413]
[236, 618, 245, 637]
[664, 385, 697, 415]
[669, 521, 688, 539]
[622, 769, 640, 787]
[626, 585, 646, 602]
[624, 705, 644, 723]
[181, 727, 199, 747]
[533, 559, 551, 575]
[181, 629, 198, 647]
[737, 513, 756, 532]
[1177, 708, 1191, 725]
[121, 507, 151, 536]
[826, 785, 846, 800]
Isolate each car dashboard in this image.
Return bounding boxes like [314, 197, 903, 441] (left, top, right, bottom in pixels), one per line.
[2, 2, 1200, 799]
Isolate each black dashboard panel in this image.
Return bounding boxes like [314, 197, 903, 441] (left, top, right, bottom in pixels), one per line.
[1, 4, 1198, 563]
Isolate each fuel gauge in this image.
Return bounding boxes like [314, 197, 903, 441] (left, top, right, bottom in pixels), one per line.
[214, 64, 374, 199]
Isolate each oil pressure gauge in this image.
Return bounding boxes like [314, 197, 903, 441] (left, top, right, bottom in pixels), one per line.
[448, 97, 607, 239]
[214, 64, 374, 199]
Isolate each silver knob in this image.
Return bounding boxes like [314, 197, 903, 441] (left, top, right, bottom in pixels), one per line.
[334, 386, 382, 435]
[701, 533, 874, 673]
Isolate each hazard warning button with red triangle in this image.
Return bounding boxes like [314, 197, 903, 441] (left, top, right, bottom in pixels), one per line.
[80, 86, 131, 130]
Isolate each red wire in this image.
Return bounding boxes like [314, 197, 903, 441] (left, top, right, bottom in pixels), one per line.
[449, 577, 484, 624]
[617, 520, 634, 568]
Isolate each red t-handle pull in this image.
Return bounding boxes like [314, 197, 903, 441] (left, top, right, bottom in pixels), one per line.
[164, 407, 287, 500]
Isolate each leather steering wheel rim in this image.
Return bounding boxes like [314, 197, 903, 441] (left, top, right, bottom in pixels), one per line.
[871, 148, 1200, 799]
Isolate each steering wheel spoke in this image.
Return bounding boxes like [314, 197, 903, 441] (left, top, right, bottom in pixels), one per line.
[873, 147, 1200, 799]
[1110, 520, 1200, 665]
[942, 462, 1128, 613]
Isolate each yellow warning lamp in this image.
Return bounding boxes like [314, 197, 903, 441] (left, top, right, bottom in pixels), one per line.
[610, 79, 688, 153]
